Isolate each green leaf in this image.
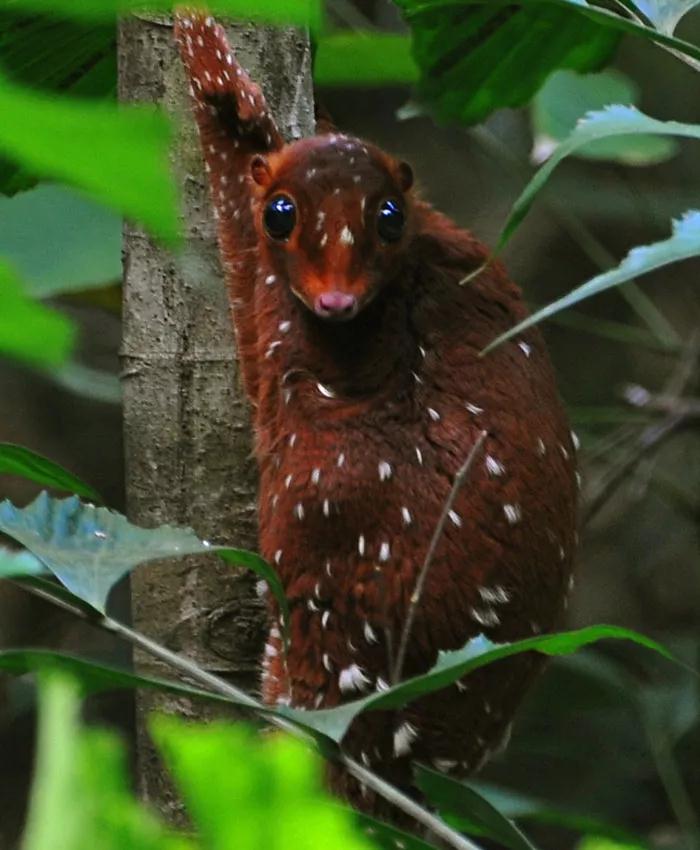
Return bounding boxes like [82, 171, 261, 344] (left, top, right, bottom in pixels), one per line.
[353, 812, 438, 850]
[22, 673, 194, 850]
[632, 0, 700, 34]
[0, 73, 179, 243]
[497, 105, 700, 253]
[4, 0, 323, 30]
[0, 492, 287, 623]
[0, 546, 45, 577]
[0, 443, 100, 500]
[427, 779, 650, 847]
[0, 261, 75, 367]
[0, 14, 116, 193]
[395, 1, 620, 126]
[416, 769, 540, 850]
[152, 717, 373, 850]
[216, 548, 290, 634]
[485, 210, 700, 353]
[0, 648, 228, 705]
[47, 362, 122, 405]
[314, 33, 418, 86]
[531, 70, 678, 166]
[577, 838, 646, 850]
[285, 626, 673, 743]
[0, 184, 121, 296]
[0, 492, 215, 612]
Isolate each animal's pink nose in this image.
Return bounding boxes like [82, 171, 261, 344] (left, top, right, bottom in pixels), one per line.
[314, 291, 357, 319]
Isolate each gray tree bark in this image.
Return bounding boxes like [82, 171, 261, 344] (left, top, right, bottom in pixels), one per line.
[118, 14, 314, 821]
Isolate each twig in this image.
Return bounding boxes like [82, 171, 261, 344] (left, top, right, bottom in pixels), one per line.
[392, 431, 488, 685]
[14, 579, 483, 850]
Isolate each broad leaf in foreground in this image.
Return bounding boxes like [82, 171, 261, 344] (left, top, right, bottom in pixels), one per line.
[0, 183, 121, 296]
[0, 442, 100, 500]
[284, 626, 673, 742]
[0, 262, 75, 367]
[153, 718, 374, 850]
[22, 674, 194, 850]
[497, 105, 700, 253]
[4, 0, 323, 29]
[395, 1, 619, 126]
[0, 73, 178, 243]
[484, 210, 700, 353]
[0, 492, 287, 622]
[314, 33, 417, 86]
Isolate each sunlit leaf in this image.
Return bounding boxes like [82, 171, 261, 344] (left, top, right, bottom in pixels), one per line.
[531, 70, 677, 166]
[0, 73, 178, 243]
[284, 626, 673, 742]
[0, 492, 287, 622]
[577, 837, 646, 850]
[0, 443, 100, 500]
[22, 674, 194, 850]
[314, 33, 418, 86]
[0, 184, 121, 296]
[0, 261, 75, 367]
[153, 718, 374, 850]
[485, 210, 700, 353]
[3, 0, 323, 30]
[497, 105, 700, 253]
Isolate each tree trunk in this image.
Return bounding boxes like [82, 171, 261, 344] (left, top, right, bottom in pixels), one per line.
[118, 13, 314, 821]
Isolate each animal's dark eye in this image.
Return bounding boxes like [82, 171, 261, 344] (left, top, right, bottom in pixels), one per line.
[377, 199, 405, 243]
[264, 195, 297, 240]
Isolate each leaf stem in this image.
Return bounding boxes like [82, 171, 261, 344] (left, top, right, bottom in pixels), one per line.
[17, 579, 483, 850]
[392, 431, 488, 685]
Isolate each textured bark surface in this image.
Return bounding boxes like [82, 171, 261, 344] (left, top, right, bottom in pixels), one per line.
[119, 14, 313, 821]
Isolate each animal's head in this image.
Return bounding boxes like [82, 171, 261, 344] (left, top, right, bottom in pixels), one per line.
[249, 134, 414, 321]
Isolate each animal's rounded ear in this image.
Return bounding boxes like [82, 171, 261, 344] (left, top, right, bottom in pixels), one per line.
[396, 161, 413, 192]
[251, 155, 272, 186]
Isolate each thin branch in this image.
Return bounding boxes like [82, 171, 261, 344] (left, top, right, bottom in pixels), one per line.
[15, 579, 483, 850]
[392, 431, 488, 685]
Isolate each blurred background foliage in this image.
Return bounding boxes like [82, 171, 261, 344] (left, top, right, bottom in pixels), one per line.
[0, 1, 699, 849]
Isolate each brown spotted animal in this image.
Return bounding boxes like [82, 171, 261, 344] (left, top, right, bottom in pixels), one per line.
[175, 10, 578, 818]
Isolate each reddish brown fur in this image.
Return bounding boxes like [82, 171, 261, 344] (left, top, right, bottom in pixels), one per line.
[175, 10, 578, 819]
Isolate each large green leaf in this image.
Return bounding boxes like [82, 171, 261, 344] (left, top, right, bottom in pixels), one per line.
[22, 674, 194, 850]
[484, 210, 700, 353]
[0, 184, 121, 296]
[314, 33, 418, 86]
[531, 70, 678, 166]
[0, 443, 100, 500]
[396, 1, 619, 126]
[4, 0, 323, 29]
[0, 73, 178, 243]
[0, 261, 75, 367]
[152, 717, 374, 850]
[0, 492, 287, 622]
[0, 14, 116, 193]
[497, 105, 700, 253]
[283, 626, 673, 742]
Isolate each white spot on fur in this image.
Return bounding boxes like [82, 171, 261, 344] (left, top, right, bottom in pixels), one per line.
[471, 607, 500, 627]
[379, 541, 391, 562]
[448, 510, 462, 527]
[479, 585, 510, 604]
[294, 502, 305, 520]
[378, 461, 392, 481]
[339, 663, 370, 693]
[311, 468, 321, 484]
[358, 535, 366, 556]
[427, 407, 440, 421]
[485, 455, 505, 477]
[503, 503, 522, 525]
[517, 340, 532, 357]
[339, 225, 354, 246]
[393, 722, 419, 757]
[401, 506, 412, 526]
[274, 549, 282, 565]
[364, 621, 378, 644]
[317, 382, 335, 399]
[465, 402, 483, 415]
[265, 274, 276, 285]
